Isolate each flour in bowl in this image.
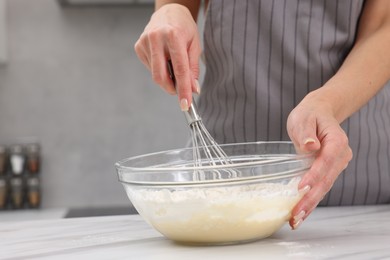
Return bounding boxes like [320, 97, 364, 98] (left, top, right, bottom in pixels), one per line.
[124, 177, 303, 244]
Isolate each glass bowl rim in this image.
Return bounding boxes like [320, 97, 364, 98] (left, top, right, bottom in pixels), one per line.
[115, 141, 314, 173]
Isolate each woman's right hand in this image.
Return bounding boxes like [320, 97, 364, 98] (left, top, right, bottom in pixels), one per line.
[134, 3, 201, 111]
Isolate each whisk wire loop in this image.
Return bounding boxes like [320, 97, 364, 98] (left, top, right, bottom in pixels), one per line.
[167, 60, 236, 180]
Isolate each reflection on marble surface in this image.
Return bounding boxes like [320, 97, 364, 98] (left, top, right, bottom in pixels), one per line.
[1, 205, 390, 260]
[0, 208, 67, 222]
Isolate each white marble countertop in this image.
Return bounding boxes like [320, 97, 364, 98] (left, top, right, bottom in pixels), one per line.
[1, 205, 390, 260]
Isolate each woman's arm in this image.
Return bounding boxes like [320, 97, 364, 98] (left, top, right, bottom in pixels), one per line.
[134, 1, 202, 111]
[308, 0, 390, 123]
[288, 0, 390, 229]
[155, 0, 201, 21]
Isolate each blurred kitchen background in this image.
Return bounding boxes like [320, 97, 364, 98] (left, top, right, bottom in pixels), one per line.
[0, 0, 205, 220]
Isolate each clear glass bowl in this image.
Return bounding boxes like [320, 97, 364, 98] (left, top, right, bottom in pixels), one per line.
[115, 141, 314, 245]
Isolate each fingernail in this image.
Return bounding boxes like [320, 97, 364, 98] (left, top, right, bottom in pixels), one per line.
[180, 98, 189, 111]
[304, 138, 316, 145]
[293, 210, 306, 222]
[292, 218, 303, 230]
[195, 79, 201, 94]
[299, 185, 311, 194]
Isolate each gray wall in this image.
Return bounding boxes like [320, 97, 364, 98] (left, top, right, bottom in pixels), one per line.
[0, 0, 199, 208]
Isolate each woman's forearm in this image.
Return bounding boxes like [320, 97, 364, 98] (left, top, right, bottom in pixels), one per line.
[309, 0, 390, 123]
[155, 0, 201, 21]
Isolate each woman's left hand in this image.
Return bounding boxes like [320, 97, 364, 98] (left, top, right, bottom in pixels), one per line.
[286, 91, 353, 230]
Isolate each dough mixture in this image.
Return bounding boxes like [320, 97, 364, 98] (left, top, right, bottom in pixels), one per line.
[125, 178, 303, 244]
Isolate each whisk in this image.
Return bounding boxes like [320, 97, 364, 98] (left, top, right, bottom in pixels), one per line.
[167, 61, 233, 170]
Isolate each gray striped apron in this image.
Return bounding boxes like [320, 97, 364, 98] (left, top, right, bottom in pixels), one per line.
[198, 0, 390, 205]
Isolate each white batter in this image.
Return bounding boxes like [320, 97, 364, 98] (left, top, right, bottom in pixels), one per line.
[125, 178, 303, 244]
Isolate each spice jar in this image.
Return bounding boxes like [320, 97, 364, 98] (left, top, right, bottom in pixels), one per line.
[0, 146, 7, 175]
[10, 145, 25, 175]
[26, 143, 40, 174]
[0, 177, 7, 209]
[10, 176, 24, 209]
[27, 176, 40, 208]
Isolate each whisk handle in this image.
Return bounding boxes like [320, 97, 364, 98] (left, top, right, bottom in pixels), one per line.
[167, 60, 201, 126]
[184, 102, 201, 125]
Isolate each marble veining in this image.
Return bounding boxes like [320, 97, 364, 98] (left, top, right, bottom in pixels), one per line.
[1, 205, 390, 260]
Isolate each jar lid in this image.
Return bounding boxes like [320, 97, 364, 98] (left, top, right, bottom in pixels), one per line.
[27, 177, 39, 186]
[26, 143, 40, 154]
[10, 177, 23, 186]
[10, 145, 23, 154]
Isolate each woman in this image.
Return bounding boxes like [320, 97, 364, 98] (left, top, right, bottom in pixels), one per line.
[134, 0, 390, 229]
